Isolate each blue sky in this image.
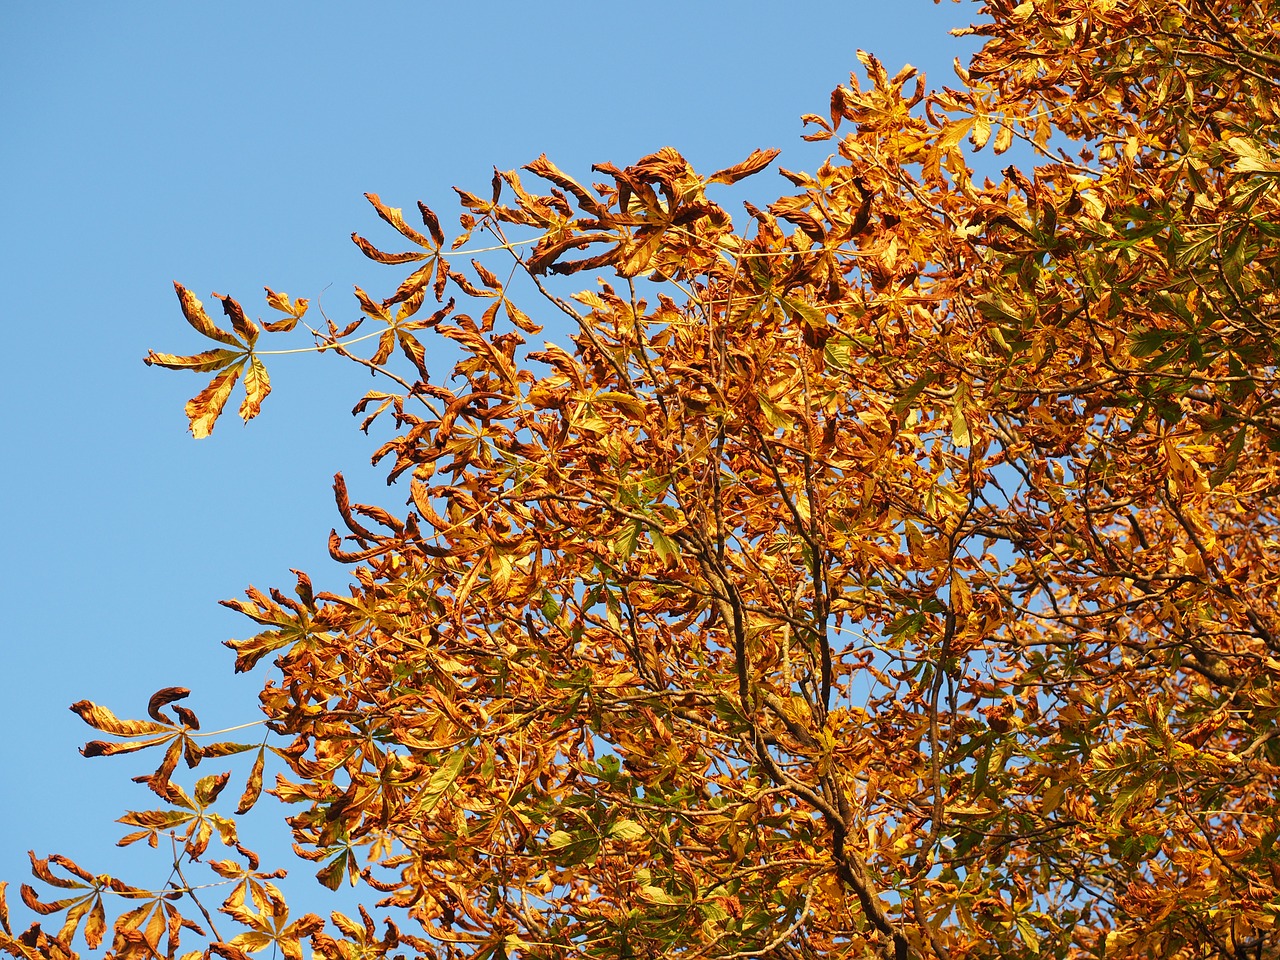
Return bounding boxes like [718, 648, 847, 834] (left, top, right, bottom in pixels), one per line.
[1, 0, 982, 929]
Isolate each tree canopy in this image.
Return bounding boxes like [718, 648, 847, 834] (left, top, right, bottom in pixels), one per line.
[5, 1, 1280, 958]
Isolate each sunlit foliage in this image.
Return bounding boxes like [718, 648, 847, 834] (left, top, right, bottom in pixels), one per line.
[6, 1, 1280, 958]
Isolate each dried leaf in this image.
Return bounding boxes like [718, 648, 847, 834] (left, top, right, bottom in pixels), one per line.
[707, 148, 781, 186]
[239, 357, 271, 422]
[185, 362, 244, 439]
[174, 283, 240, 347]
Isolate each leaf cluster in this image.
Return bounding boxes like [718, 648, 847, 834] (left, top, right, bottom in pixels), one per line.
[8, 2, 1280, 960]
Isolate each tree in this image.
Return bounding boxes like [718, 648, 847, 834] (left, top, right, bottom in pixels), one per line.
[4, 1, 1280, 958]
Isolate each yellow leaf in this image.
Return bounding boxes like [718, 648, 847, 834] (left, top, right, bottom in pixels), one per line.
[951, 398, 971, 449]
[239, 356, 271, 422]
[993, 122, 1014, 154]
[174, 282, 241, 347]
[185, 362, 244, 439]
[938, 118, 974, 152]
[971, 116, 991, 150]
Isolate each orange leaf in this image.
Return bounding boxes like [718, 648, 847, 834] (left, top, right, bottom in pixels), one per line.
[236, 748, 266, 815]
[20, 885, 79, 916]
[174, 283, 241, 347]
[70, 701, 170, 737]
[364, 193, 433, 248]
[143, 348, 244, 372]
[707, 148, 782, 186]
[262, 287, 308, 332]
[350, 233, 431, 265]
[84, 899, 106, 949]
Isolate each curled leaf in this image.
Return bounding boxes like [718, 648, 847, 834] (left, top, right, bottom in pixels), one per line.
[143, 348, 244, 372]
[236, 748, 266, 815]
[147, 687, 192, 723]
[174, 283, 240, 347]
[71, 701, 169, 737]
[707, 148, 781, 186]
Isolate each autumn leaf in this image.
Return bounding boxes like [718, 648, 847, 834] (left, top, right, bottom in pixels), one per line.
[173, 284, 240, 347]
[185, 362, 243, 439]
[238, 357, 271, 422]
[706, 147, 781, 186]
[51, 6, 1280, 960]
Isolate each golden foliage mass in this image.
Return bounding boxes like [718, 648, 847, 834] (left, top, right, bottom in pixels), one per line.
[8, 2, 1280, 959]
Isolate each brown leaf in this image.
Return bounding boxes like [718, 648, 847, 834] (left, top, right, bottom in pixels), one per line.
[505, 300, 542, 334]
[83, 900, 105, 950]
[216, 294, 260, 347]
[209, 942, 255, 960]
[707, 148, 781, 186]
[147, 688, 192, 723]
[370, 329, 395, 366]
[417, 201, 445, 248]
[200, 742, 255, 759]
[353, 286, 392, 322]
[19, 885, 72, 917]
[80, 737, 171, 758]
[524, 154, 607, 216]
[172, 705, 200, 730]
[398, 332, 429, 380]
[384, 262, 435, 307]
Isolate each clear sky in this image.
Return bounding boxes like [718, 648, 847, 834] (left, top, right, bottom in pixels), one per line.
[1, 0, 983, 929]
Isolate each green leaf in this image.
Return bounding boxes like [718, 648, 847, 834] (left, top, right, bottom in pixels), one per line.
[547, 831, 574, 850]
[1015, 917, 1040, 953]
[974, 295, 1023, 326]
[614, 521, 641, 560]
[892, 371, 937, 415]
[639, 885, 677, 905]
[315, 852, 351, 891]
[650, 529, 680, 564]
[1129, 329, 1181, 360]
[609, 820, 646, 842]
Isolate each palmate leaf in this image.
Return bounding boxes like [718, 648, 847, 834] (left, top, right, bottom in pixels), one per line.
[262, 287, 309, 332]
[146, 283, 286, 436]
